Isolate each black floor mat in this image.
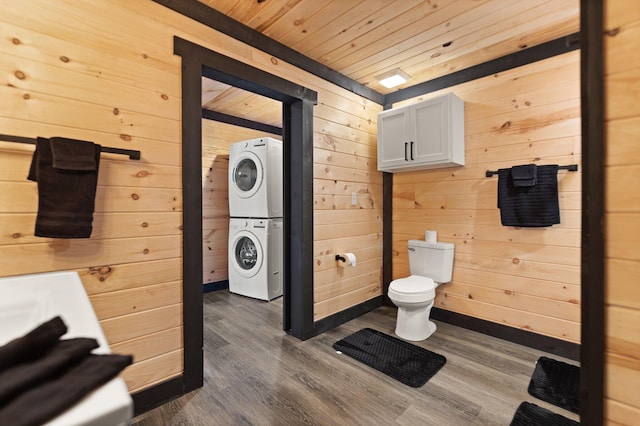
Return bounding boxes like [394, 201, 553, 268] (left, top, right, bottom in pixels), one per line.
[510, 402, 579, 426]
[528, 356, 580, 413]
[332, 328, 446, 387]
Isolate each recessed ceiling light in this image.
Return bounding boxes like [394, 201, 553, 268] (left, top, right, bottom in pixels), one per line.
[377, 69, 410, 89]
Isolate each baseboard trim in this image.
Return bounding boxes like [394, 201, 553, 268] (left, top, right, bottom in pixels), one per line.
[132, 376, 184, 417]
[431, 307, 580, 361]
[203, 280, 228, 293]
[313, 296, 385, 336]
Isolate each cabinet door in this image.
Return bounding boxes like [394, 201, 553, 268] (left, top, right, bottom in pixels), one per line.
[412, 98, 450, 164]
[378, 108, 412, 170]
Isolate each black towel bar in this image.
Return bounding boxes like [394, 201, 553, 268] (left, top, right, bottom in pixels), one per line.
[0, 133, 141, 160]
[485, 164, 578, 177]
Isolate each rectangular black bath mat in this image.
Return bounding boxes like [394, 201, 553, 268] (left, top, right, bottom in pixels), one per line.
[333, 328, 446, 387]
[510, 402, 578, 426]
[528, 357, 580, 414]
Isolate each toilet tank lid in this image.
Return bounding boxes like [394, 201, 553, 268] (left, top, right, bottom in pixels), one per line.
[408, 240, 454, 250]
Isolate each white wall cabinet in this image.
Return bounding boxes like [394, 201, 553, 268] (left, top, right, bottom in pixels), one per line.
[377, 92, 464, 172]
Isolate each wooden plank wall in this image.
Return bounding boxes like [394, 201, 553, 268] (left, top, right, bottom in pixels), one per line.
[0, 0, 382, 392]
[0, 0, 185, 392]
[391, 51, 581, 343]
[312, 102, 383, 320]
[604, 0, 640, 423]
[201, 119, 280, 285]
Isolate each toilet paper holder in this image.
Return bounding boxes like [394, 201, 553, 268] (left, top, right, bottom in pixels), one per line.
[335, 253, 357, 266]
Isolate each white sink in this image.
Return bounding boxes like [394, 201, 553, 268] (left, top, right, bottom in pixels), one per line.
[0, 271, 133, 426]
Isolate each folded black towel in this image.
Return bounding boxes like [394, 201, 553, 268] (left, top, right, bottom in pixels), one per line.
[511, 164, 537, 187]
[0, 317, 67, 373]
[0, 338, 99, 405]
[50, 137, 99, 171]
[0, 354, 132, 426]
[497, 165, 560, 227]
[27, 137, 101, 238]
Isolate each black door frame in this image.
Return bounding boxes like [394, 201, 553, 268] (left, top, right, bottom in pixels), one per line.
[174, 37, 317, 393]
[580, 1, 605, 423]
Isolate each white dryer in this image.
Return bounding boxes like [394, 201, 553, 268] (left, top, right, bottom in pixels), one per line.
[228, 137, 283, 218]
[228, 218, 283, 301]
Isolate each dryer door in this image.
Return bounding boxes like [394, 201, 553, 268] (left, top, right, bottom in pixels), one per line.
[230, 151, 263, 199]
[230, 230, 263, 278]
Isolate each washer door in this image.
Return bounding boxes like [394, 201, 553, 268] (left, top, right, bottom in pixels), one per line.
[231, 151, 263, 199]
[231, 230, 263, 278]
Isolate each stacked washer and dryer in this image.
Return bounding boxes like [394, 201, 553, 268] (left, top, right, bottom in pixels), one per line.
[227, 137, 283, 301]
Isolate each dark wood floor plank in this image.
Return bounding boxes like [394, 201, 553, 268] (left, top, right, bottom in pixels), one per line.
[133, 290, 580, 425]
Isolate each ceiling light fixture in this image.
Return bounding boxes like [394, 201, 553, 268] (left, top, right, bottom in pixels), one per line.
[377, 69, 410, 89]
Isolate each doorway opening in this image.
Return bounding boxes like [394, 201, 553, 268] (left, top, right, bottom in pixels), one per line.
[175, 37, 317, 393]
[201, 79, 283, 294]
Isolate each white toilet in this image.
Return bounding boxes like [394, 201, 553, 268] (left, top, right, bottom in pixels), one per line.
[388, 239, 455, 341]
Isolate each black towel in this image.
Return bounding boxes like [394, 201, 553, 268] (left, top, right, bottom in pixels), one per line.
[0, 317, 67, 373]
[28, 137, 101, 238]
[0, 318, 132, 426]
[0, 338, 99, 405]
[497, 165, 560, 227]
[511, 164, 537, 187]
[0, 354, 132, 426]
[50, 137, 99, 171]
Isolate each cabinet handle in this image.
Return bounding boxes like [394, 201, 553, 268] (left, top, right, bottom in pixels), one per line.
[404, 142, 408, 161]
[410, 141, 414, 160]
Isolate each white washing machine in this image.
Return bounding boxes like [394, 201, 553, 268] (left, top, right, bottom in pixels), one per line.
[228, 137, 283, 218]
[228, 218, 283, 301]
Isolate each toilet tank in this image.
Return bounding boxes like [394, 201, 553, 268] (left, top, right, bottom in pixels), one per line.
[408, 240, 455, 283]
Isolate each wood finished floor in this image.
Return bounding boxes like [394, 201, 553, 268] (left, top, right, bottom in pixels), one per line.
[133, 290, 580, 425]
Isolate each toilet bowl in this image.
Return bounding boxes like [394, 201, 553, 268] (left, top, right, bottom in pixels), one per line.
[388, 238, 454, 341]
[388, 275, 438, 341]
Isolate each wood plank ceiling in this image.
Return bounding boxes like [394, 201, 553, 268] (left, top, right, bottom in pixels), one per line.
[202, 78, 282, 128]
[200, 0, 579, 126]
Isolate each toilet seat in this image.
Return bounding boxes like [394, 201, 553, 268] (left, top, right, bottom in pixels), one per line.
[388, 275, 436, 303]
